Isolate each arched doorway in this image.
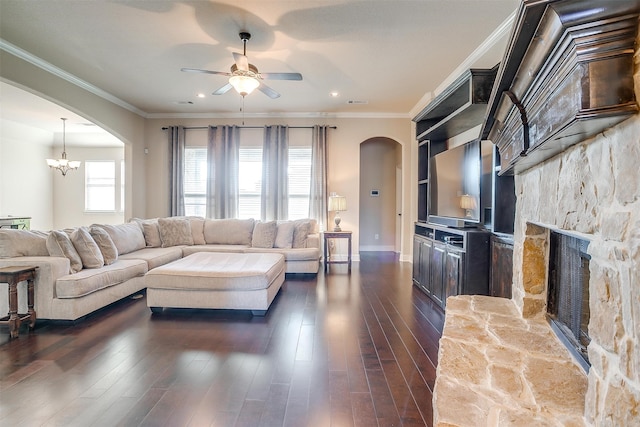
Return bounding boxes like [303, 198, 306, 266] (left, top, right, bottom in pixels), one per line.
[359, 137, 402, 255]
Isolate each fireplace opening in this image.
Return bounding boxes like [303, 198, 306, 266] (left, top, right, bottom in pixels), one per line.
[547, 231, 591, 371]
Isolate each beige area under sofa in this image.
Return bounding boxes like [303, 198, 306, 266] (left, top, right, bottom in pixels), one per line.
[0, 217, 320, 321]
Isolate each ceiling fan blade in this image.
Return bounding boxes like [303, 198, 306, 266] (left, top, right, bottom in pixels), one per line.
[212, 83, 233, 95]
[258, 82, 281, 99]
[232, 52, 249, 72]
[260, 72, 303, 81]
[181, 67, 230, 76]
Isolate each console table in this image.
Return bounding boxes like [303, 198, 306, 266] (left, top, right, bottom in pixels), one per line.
[0, 266, 38, 338]
[323, 231, 352, 272]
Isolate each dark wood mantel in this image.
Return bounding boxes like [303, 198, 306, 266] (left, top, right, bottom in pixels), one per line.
[482, 0, 640, 175]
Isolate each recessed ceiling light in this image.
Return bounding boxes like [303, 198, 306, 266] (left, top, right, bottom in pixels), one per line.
[330, 91, 339, 97]
[197, 93, 205, 98]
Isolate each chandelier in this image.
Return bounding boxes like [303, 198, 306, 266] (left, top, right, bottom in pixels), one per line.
[46, 118, 81, 176]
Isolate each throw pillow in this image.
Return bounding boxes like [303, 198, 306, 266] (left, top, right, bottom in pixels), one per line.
[158, 217, 194, 247]
[292, 220, 311, 248]
[95, 223, 146, 255]
[274, 221, 295, 249]
[89, 226, 118, 265]
[251, 221, 277, 248]
[71, 227, 104, 269]
[188, 216, 206, 245]
[46, 230, 83, 274]
[0, 229, 49, 258]
[130, 218, 162, 247]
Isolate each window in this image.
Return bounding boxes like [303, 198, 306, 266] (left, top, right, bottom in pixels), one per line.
[288, 147, 312, 219]
[238, 147, 263, 219]
[184, 147, 207, 217]
[85, 161, 116, 211]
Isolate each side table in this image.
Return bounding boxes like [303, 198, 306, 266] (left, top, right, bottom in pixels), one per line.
[323, 231, 352, 272]
[0, 266, 38, 338]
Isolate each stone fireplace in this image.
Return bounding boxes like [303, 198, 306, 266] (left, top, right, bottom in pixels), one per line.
[514, 109, 640, 424]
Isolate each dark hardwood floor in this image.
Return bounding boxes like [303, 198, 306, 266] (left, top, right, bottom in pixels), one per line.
[0, 252, 444, 427]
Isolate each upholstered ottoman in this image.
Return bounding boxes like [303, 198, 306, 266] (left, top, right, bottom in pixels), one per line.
[145, 252, 285, 316]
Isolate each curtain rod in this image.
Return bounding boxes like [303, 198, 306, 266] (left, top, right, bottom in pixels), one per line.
[161, 125, 337, 130]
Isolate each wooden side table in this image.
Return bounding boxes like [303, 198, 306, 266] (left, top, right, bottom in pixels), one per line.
[0, 266, 38, 338]
[323, 231, 352, 272]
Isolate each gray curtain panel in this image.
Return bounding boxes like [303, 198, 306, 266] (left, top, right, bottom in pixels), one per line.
[207, 125, 240, 219]
[168, 126, 186, 217]
[261, 125, 289, 221]
[309, 125, 328, 230]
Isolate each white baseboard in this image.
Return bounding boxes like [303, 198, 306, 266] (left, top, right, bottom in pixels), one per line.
[359, 245, 396, 252]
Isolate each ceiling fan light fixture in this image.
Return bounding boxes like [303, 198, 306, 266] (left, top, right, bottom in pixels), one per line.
[229, 75, 260, 97]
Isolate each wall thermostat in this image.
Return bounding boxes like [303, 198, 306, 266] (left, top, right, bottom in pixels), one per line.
[371, 190, 380, 197]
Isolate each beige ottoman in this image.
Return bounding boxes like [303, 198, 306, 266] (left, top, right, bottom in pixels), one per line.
[145, 252, 285, 316]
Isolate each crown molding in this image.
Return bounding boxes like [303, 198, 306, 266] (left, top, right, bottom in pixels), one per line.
[409, 10, 516, 119]
[146, 111, 410, 120]
[1, 38, 147, 117]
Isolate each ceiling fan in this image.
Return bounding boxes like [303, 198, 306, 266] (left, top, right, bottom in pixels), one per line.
[181, 32, 302, 99]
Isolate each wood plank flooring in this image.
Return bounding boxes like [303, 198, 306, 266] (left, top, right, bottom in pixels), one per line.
[0, 252, 444, 427]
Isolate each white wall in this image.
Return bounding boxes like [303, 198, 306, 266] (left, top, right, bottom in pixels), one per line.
[51, 145, 124, 229]
[144, 116, 414, 261]
[0, 120, 54, 230]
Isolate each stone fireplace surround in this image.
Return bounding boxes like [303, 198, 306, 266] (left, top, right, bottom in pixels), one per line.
[434, 89, 640, 427]
[434, 4, 640, 425]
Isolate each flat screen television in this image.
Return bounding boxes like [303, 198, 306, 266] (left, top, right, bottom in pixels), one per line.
[428, 139, 491, 228]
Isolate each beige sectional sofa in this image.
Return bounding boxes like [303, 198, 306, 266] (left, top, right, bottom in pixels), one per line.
[0, 217, 320, 321]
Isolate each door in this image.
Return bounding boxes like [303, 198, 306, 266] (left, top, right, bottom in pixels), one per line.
[445, 249, 464, 306]
[430, 242, 446, 307]
[412, 236, 422, 284]
[420, 239, 432, 296]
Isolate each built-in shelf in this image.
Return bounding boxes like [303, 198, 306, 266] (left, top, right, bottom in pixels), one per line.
[414, 66, 498, 142]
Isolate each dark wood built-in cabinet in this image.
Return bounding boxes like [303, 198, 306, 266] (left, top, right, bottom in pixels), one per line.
[412, 66, 512, 308]
[413, 224, 490, 310]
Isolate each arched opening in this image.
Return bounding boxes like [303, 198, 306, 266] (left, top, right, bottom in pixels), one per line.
[0, 82, 125, 230]
[359, 137, 402, 256]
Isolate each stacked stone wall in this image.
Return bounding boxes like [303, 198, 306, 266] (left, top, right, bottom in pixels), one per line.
[513, 102, 640, 424]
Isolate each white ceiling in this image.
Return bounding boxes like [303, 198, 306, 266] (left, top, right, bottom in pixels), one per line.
[0, 0, 519, 126]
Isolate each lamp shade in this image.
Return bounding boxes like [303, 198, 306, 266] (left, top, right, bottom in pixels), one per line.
[328, 195, 347, 212]
[459, 194, 476, 210]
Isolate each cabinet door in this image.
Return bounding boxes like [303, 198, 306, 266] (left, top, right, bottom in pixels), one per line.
[412, 237, 422, 284]
[420, 239, 432, 296]
[430, 243, 446, 307]
[445, 249, 464, 306]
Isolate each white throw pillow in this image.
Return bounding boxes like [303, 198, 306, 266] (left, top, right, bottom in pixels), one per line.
[158, 217, 194, 247]
[251, 221, 277, 248]
[274, 221, 295, 249]
[71, 227, 104, 269]
[292, 219, 311, 248]
[204, 218, 255, 245]
[46, 230, 83, 274]
[89, 226, 118, 265]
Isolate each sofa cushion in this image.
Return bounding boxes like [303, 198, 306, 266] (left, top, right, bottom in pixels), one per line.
[89, 226, 118, 265]
[46, 230, 83, 274]
[243, 247, 320, 262]
[55, 259, 148, 299]
[0, 229, 49, 258]
[252, 221, 277, 248]
[181, 244, 248, 257]
[204, 218, 255, 245]
[71, 227, 104, 269]
[119, 247, 184, 270]
[274, 221, 295, 249]
[158, 217, 194, 247]
[96, 223, 146, 255]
